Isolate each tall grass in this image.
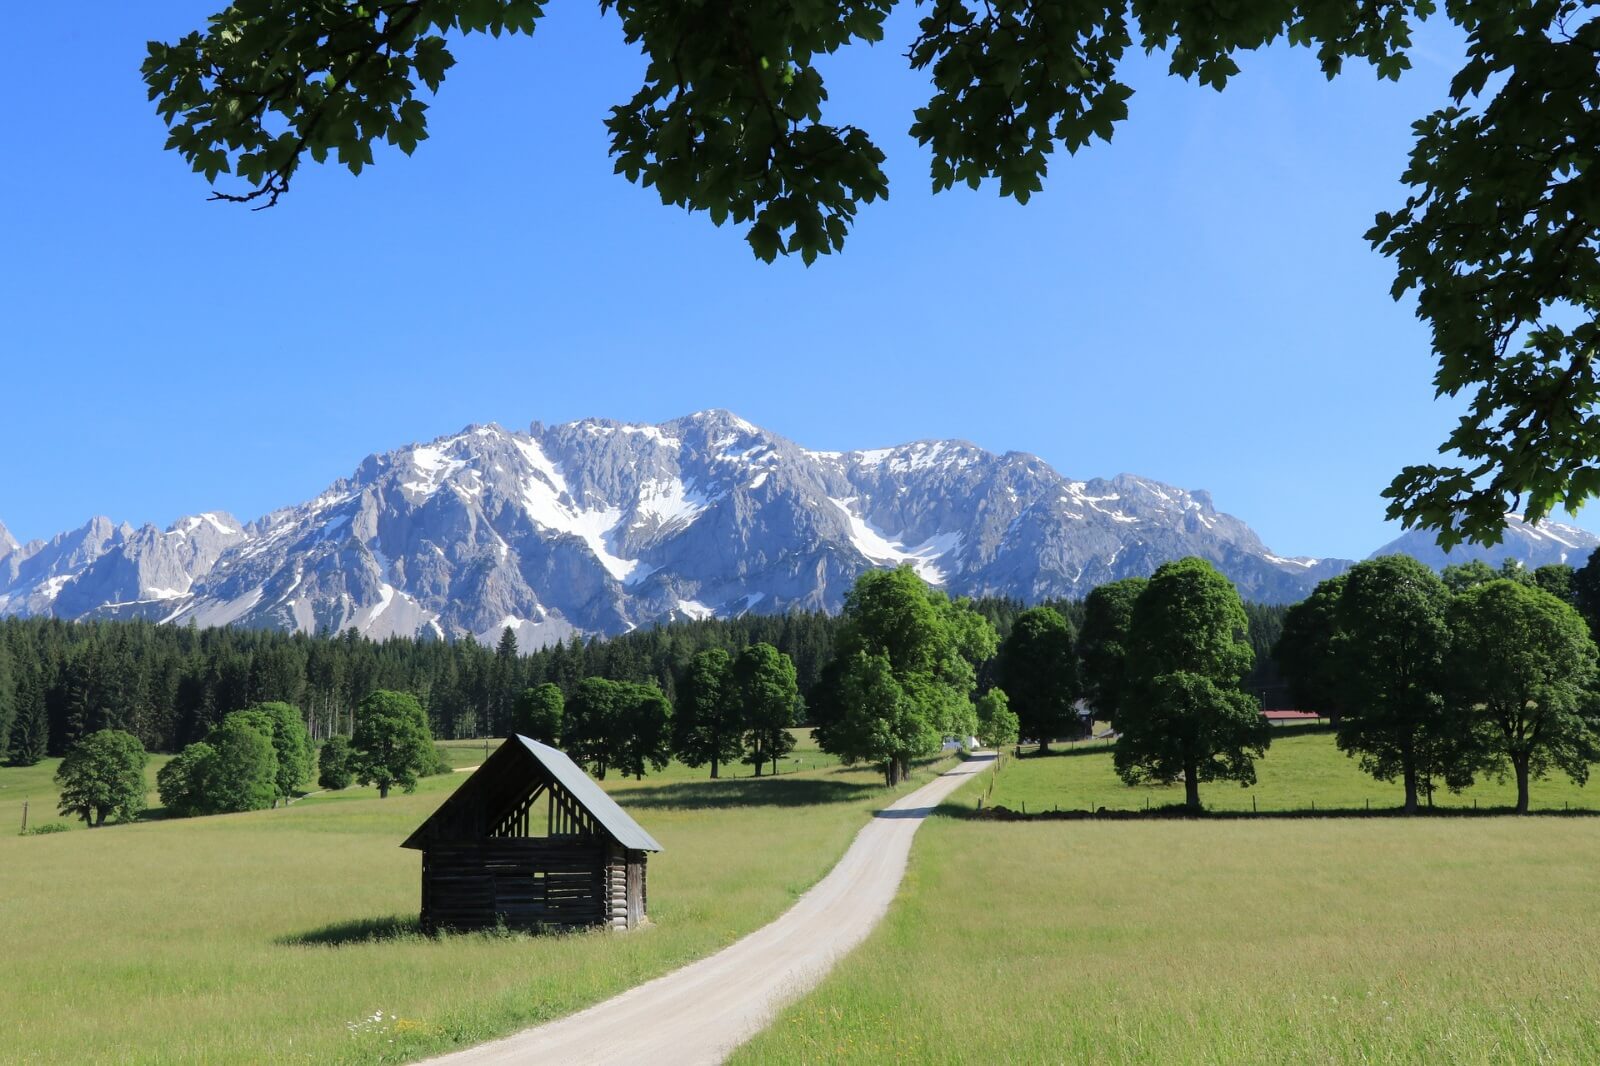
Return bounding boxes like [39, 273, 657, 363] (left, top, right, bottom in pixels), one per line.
[1, 754, 173, 833]
[0, 731, 949, 1064]
[736, 813, 1600, 1064]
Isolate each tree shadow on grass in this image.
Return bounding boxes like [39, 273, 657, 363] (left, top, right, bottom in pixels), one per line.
[1015, 742, 1117, 760]
[615, 776, 882, 810]
[943, 803, 1600, 822]
[278, 915, 425, 947]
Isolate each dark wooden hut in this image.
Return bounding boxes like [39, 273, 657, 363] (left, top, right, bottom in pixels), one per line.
[401, 735, 662, 932]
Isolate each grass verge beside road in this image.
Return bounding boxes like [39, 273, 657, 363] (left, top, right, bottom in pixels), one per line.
[0, 731, 951, 1064]
[735, 813, 1600, 1064]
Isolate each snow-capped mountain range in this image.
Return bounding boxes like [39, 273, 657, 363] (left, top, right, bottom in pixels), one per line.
[1, 411, 1594, 645]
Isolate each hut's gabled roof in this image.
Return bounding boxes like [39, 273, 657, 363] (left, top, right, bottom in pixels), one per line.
[518, 737, 662, 851]
[400, 735, 662, 852]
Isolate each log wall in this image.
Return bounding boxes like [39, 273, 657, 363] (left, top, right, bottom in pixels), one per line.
[421, 839, 609, 931]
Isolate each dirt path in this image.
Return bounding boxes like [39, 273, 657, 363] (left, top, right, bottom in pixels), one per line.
[419, 753, 994, 1066]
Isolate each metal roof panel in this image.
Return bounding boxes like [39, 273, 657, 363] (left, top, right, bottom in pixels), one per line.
[515, 735, 663, 852]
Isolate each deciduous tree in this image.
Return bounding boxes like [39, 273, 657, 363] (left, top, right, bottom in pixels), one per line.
[673, 648, 741, 778]
[735, 643, 799, 777]
[1116, 558, 1267, 811]
[1077, 577, 1146, 728]
[815, 567, 995, 785]
[564, 677, 622, 780]
[975, 688, 1019, 750]
[55, 729, 148, 827]
[1273, 575, 1347, 720]
[203, 716, 281, 812]
[1333, 555, 1468, 813]
[145, 3, 1600, 542]
[613, 682, 674, 781]
[156, 741, 216, 816]
[349, 689, 434, 798]
[317, 735, 354, 791]
[237, 701, 313, 805]
[1447, 579, 1600, 814]
[513, 683, 564, 745]
[996, 606, 1079, 751]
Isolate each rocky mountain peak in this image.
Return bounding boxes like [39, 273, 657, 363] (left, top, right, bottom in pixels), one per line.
[6, 412, 1595, 645]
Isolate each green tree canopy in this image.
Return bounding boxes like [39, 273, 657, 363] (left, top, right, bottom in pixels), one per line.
[1447, 579, 1600, 814]
[55, 729, 148, 827]
[565, 676, 623, 779]
[1533, 563, 1576, 603]
[1116, 557, 1267, 810]
[236, 701, 313, 805]
[1273, 574, 1347, 719]
[672, 648, 742, 778]
[513, 683, 564, 745]
[1440, 559, 1498, 594]
[145, 3, 1600, 542]
[205, 716, 282, 812]
[974, 688, 1019, 750]
[1077, 577, 1146, 728]
[1333, 555, 1471, 813]
[157, 741, 217, 817]
[734, 643, 800, 777]
[318, 735, 354, 791]
[815, 567, 996, 785]
[996, 606, 1080, 751]
[612, 682, 674, 781]
[348, 689, 434, 798]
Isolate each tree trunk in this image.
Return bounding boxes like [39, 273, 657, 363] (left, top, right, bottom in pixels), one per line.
[379, 782, 389, 799]
[1184, 762, 1200, 811]
[710, 756, 719, 780]
[1515, 755, 1531, 815]
[771, 754, 778, 777]
[1039, 736, 1051, 754]
[1401, 761, 1418, 815]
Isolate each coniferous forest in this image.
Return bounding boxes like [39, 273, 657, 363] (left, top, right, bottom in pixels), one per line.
[0, 599, 1292, 763]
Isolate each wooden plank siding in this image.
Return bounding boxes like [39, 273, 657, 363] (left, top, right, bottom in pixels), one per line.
[408, 738, 657, 934]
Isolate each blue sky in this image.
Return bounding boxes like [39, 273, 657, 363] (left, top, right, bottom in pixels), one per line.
[2, 5, 1579, 560]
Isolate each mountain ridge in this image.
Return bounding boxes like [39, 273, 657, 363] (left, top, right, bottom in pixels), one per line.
[2, 410, 1594, 645]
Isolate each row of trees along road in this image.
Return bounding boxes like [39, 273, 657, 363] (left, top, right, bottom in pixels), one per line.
[1275, 555, 1600, 814]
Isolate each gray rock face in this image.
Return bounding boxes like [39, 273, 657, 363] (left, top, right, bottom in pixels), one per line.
[1370, 513, 1598, 570]
[0, 516, 132, 616]
[5, 411, 1587, 644]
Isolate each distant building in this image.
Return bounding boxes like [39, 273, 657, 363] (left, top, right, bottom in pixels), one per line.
[1262, 710, 1322, 724]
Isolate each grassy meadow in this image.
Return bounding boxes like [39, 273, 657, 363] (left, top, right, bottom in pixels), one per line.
[986, 728, 1600, 814]
[737, 810, 1600, 1064]
[0, 730, 952, 1064]
[1, 753, 174, 834]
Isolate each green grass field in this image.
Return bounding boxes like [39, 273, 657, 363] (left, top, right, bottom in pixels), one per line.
[1, 753, 175, 834]
[736, 811, 1600, 1064]
[985, 729, 1600, 814]
[0, 731, 952, 1064]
